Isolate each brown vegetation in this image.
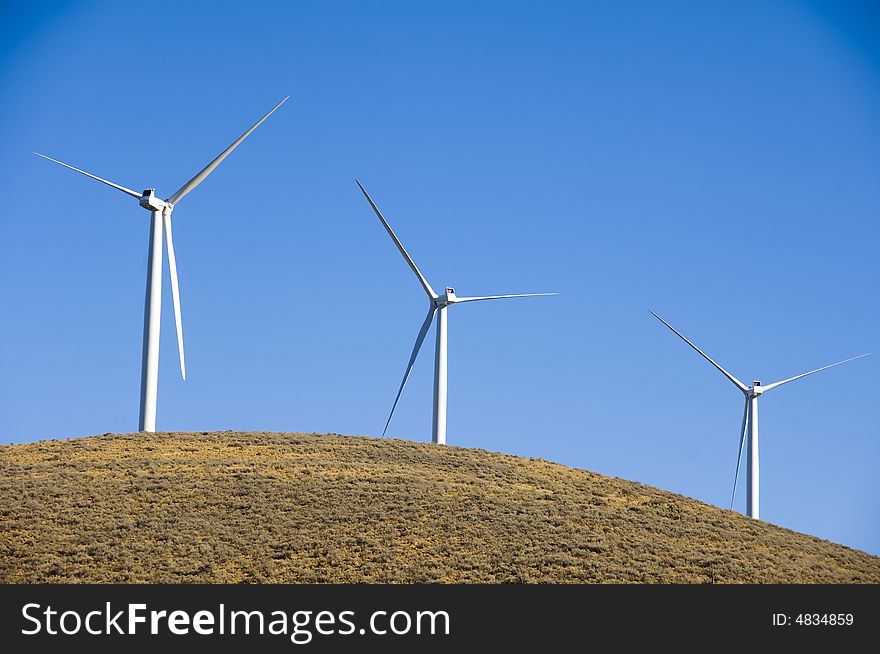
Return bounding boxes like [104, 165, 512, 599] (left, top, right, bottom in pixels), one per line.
[1, 431, 877, 583]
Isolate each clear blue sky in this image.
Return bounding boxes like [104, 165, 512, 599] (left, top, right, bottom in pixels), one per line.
[1, 1, 877, 554]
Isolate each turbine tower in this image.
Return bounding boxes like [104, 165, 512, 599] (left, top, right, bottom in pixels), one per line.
[650, 311, 869, 520]
[357, 180, 555, 445]
[36, 97, 288, 432]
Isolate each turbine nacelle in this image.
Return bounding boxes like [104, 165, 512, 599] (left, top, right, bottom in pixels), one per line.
[435, 287, 457, 307]
[749, 381, 764, 397]
[139, 189, 168, 212]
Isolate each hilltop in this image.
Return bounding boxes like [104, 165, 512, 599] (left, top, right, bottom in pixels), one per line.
[1, 431, 877, 583]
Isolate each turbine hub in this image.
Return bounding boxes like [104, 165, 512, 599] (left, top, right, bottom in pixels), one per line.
[139, 189, 167, 212]
[750, 381, 764, 396]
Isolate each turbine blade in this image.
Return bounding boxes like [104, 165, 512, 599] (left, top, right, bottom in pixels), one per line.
[163, 209, 186, 380]
[762, 353, 870, 392]
[453, 292, 558, 304]
[33, 153, 142, 199]
[355, 179, 437, 299]
[167, 97, 288, 205]
[650, 311, 748, 393]
[731, 398, 750, 509]
[383, 307, 436, 436]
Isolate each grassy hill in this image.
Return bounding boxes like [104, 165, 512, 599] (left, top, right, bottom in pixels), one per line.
[1, 431, 878, 583]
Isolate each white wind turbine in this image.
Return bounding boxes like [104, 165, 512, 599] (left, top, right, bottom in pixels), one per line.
[650, 310, 869, 520]
[357, 180, 556, 445]
[35, 97, 288, 432]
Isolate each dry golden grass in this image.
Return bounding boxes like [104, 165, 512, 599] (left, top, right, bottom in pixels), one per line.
[1, 431, 877, 583]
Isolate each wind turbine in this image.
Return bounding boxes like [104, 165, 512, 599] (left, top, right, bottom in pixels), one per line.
[650, 310, 869, 520]
[35, 97, 288, 432]
[356, 180, 556, 445]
